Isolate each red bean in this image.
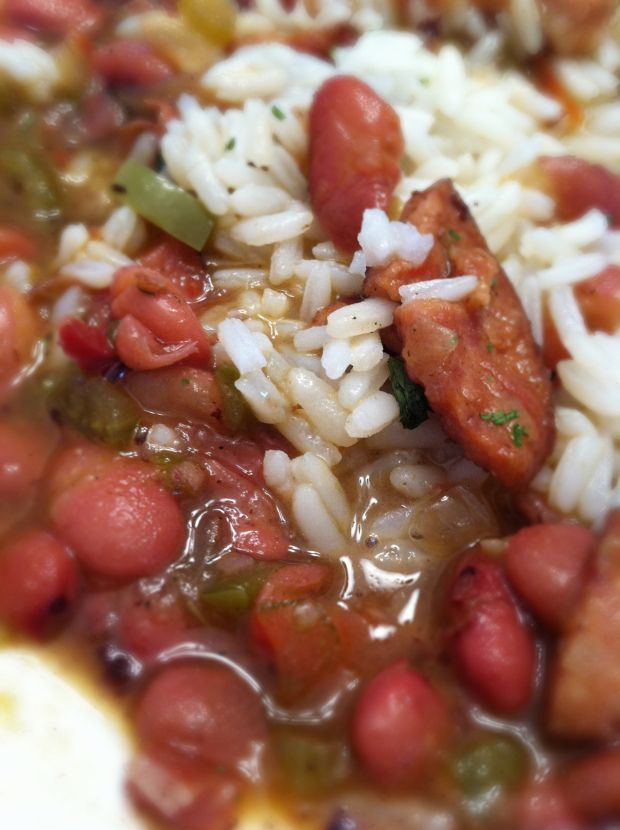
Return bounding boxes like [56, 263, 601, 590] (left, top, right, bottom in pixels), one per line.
[352, 660, 448, 787]
[539, 155, 620, 226]
[50, 456, 185, 580]
[5, 0, 102, 36]
[309, 75, 404, 253]
[447, 553, 536, 714]
[92, 41, 173, 88]
[565, 749, 620, 820]
[514, 779, 585, 830]
[505, 523, 596, 629]
[136, 664, 267, 771]
[0, 530, 78, 636]
[0, 420, 55, 498]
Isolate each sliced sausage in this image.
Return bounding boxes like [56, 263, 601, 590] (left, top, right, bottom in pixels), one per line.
[366, 179, 554, 489]
[539, 155, 620, 226]
[539, 0, 616, 55]
[549, 509, 620, 739]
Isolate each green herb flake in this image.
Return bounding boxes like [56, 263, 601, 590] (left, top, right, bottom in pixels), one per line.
[480, 409, 520, 426]
[490, 277, 498, 289]
[486, 342, 494, 353]
[448, 228, 462, 242]
[450, 334, 459, 346]
[225, 137, 236, 151]
[180, 377, 190, 386]
[271, 105, 286, 121]
[606, 212, 615, 226]
[388, 357, 429, 430]
[511, 423, 529, 448]
[419, 77, 430, 86]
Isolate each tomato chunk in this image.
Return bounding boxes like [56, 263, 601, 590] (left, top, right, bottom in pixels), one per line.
[446, 552, 536, 714]
[575, 265, 620, 334]
[92, 41, 173, 88]
[505, 523, 596, 629]
[0, 529, 78, 636]
[250, 563, 335, 696]
[309, 75, 404, 253]
[59, 317, 115, 374]
[352, 660, 448, 787]
[50, 454, 185, 580]
[136, 663, 267, 771]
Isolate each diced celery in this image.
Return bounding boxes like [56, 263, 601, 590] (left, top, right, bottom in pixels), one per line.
[113, 159, 213, 251]
[215, 365, 252, 433]
[49, 371, 138, 448]
[274, 732, 350, 795]
[452, 732, 528, 798]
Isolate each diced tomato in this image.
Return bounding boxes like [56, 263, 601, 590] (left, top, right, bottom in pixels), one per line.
[0, 285, 39, 396]
[352, 660, 448, 787]
[50, 453, 185, 580]
[111, 265, 212, 371]
[575, 265, 620, 334]
[505, 523, 596, 629]
[92, 40, 173, 88]
[0, 529, 78, 636]
[114, 315, 200, 371]
[139, 238, 208, 302]
[565, 749, 620, 821]
[0, 419, 56, 498]
[136, 663, 267, 771]
[0, 227, 36, 263]
[309, 75, 404, 252]
[446, 552, 536, 714]
[59, 317, 115, 374]
[128, 750, 240, 830]
[539, 155, 620, 226]
[250, 563, 335, 696]
[202, 457, 290, 560]
[513, 779, 585, 830]
[4, 0, 102, 36]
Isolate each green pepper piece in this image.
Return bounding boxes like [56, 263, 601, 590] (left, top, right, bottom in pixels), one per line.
[273, 732, 350, 795]
[215, 364, 252, 433]
[49, 371, 138, 448]
[451, 732, 528, 798]
[113, 159, 214, 251]
[200, 563, 275, 617]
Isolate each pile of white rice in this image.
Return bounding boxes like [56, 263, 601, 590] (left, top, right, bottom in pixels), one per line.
[8, 3, 620, 552]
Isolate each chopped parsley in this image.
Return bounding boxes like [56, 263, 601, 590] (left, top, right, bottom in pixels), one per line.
[490, 277, 498, 289]
[448, 228, 462, 241]
[480, 409, 519, 426]
[419, 77, 430, 86]
[388, 357, 429, 430]
[180, 377, 190, 386]
[486, 342, 494, 353]
[271, 105, 286, 121]
[225, 137, 236, 151]
[511, 423, 529, 448]
[450, 334, 459, 346]
[606, 212, 615, 226]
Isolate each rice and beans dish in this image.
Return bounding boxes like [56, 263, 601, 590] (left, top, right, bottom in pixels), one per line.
[1, 0, 620, 828]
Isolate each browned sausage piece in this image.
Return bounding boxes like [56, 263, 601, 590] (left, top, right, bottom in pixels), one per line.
[365, 179, 554, 490]
[539, 0, 616, 55]
[548, 510, 620, 740]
